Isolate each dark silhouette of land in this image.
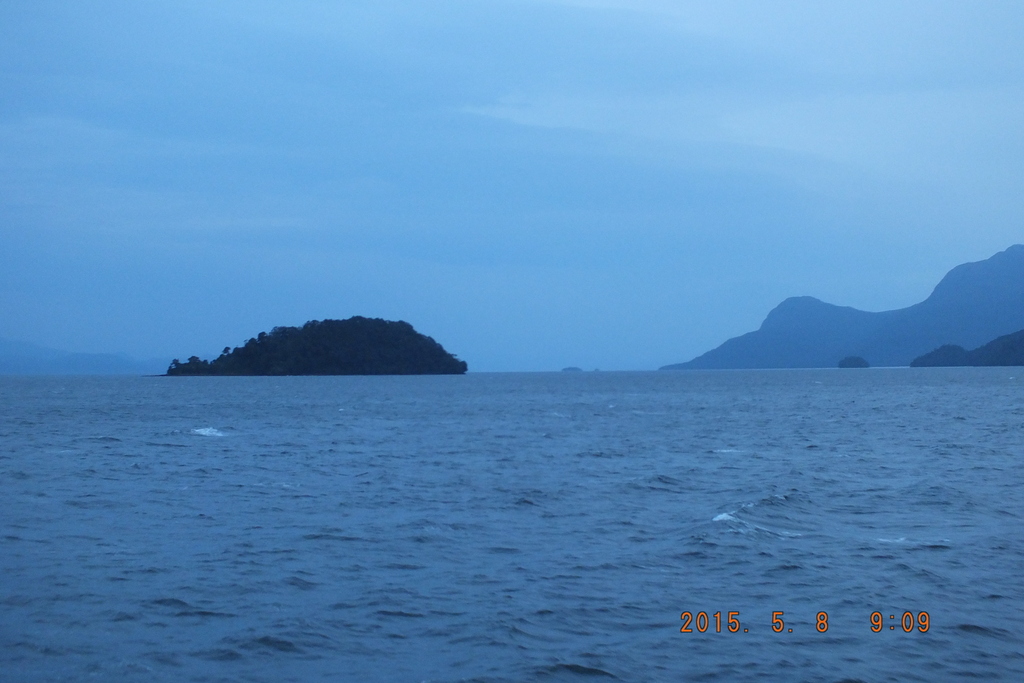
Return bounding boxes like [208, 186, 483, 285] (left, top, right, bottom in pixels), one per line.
[662, 245, 1024, 369]
[911, 329, 1024, 367]
[167, 317, 467, 376]
[838, 356, 869, 368]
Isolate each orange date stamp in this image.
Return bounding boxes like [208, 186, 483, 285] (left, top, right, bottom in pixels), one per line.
[679, 610, 930, 633]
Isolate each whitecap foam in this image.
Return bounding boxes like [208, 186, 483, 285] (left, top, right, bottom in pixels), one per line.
[713, 512, 737, 522]
[191, 427, 225, 437]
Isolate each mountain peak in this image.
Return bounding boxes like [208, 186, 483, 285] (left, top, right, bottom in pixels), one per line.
[663, 245, 1024, 369]
[924, 244, 1024, 306]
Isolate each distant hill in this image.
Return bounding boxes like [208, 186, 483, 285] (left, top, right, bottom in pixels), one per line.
[166, 317, 468, 376]
[662, 245, 1024, 369]
[0, 338, 164, 375]
[911, 329, 1024, 367]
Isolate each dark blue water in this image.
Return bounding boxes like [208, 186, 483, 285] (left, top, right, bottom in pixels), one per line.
[2, 370, 1022, 682]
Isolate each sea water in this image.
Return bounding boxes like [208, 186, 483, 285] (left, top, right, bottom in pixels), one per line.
[1, 370, 1022, 682]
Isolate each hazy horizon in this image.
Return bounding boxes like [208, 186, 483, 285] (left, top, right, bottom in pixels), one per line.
[3, 1, 1023, 370]
[2, 242, 1021, 372]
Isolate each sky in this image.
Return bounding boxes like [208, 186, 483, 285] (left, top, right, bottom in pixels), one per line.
[2, 0, 1023, 371]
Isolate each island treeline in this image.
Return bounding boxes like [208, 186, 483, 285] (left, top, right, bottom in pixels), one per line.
[167, 317, 468, 376]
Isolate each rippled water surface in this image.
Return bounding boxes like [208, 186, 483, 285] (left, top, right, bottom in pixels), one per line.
[2, 370, 1023, 682]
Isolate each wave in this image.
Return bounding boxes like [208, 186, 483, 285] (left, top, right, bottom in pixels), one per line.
[541, 662, 617, 678]
[711, 510, 802, 537]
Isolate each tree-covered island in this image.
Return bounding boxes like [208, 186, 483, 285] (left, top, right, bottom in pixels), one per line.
[167, 317, 468, 375]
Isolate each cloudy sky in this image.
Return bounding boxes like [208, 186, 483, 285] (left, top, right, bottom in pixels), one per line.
[2, 1, 1023, 370]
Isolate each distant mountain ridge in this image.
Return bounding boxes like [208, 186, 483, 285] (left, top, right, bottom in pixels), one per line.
[662, 245, 1024, 369]
[0, 338, 164, 375]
